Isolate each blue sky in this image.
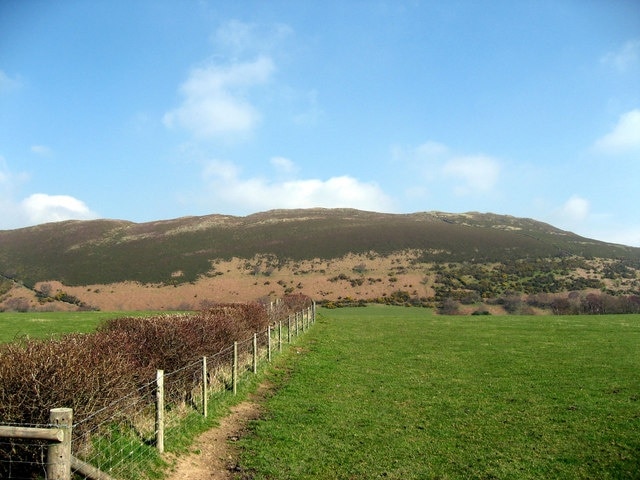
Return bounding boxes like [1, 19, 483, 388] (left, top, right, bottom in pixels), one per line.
[1, 1, 639, 246]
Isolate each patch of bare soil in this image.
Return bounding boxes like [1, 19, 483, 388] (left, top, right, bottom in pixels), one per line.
[164, 382, 272, 480]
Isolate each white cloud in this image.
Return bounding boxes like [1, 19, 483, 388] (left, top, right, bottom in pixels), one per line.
[601, 39, 640, 73]
[0, 158, 99, 229]
[442, 155, 500, 195]
[163, 56, 275, 138]
[593, 109, 640, 154]
[21, 194, 99, 225]
[558, 195, 590, 223]
[201, 159, 394, 213]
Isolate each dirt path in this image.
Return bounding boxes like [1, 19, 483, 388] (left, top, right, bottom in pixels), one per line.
[164, 385, 269, 480]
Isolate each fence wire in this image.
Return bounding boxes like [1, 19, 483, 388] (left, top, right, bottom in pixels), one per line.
[0, 306, 313, 479]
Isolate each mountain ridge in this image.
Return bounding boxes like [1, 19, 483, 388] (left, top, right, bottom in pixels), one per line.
[1, 208, 638, 287]
[1, 209, 639, 311]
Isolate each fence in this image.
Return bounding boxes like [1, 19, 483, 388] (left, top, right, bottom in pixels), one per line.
[0, 304, 315, 480]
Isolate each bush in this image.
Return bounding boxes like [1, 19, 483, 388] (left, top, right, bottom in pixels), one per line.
[4, 297, 30, 312]
[438, 298, 460, 315]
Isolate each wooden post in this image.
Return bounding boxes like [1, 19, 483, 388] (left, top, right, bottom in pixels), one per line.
[156, 370, 164, 453]
[202, 356, 208, 417]
[253, 333, 258, 374]
[233, 341, 238, 395]
[70, 455, 118, 480]
[47, 407, 72, 480]
[268, 325, 272, 362]
[278, 321, 282, 353]
[295, 311, 299, 337]
[287, 315, 292, 343]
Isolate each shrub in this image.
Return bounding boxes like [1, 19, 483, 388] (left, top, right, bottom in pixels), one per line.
[438, 298, 460, 315]
[4, 297, 30, 312]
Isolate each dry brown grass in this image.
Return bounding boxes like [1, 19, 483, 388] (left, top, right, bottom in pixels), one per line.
[2, 252, 435, 311]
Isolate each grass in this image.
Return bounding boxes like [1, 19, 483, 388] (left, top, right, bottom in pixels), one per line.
[85, 377, 265, 480]
[239, 306, 640, 479]
[0, 310, 181, 343]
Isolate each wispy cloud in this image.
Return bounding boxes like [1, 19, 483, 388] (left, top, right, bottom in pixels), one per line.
[0, 70, 21, 93]
[558, 195, 590, 223]
[442, 155, 500, 195]
[593, 109, 640, 154]
[200, 159, 394, 214]
[164, 19, 294, 140]
[393, 141, 501, 196]
[163, 56, 275, 139]
[0, 156, 98, 229]
[213, 19, 293, 57]
[549, 195, 640, 247]
[293, 89, 323, 126]
[30, 145, 53, 156]
[270, 156, 298, 175]
[601, 39, 640, 73]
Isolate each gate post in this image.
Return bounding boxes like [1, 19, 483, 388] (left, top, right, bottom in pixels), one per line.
[47, 407, 72, 480]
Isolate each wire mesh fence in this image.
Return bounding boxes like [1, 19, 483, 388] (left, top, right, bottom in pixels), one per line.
[0, 305, 314, 480]
[0, 421, 52, 480]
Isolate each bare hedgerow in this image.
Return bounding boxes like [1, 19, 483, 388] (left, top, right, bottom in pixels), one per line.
[97, 305, 271, 405]
[281, 293, 312, 313]
[0, 301, 295, 478]
[0, 331, 140, 478]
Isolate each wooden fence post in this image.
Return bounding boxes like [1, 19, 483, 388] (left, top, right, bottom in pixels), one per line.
[202, 356, 208, 417]
[268, 325, 272, 362]
[47, 407, 72, 480]
[287, 315, 292, 343]
[253, 333, 258, 374]
[278, 321, 282, 352]
[233, 341, 238, 395]
[156, 370, 164, 453]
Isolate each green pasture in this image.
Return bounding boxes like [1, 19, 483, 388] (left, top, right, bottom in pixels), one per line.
[240, 306, 640, 479]
[0, 311, 177, 343]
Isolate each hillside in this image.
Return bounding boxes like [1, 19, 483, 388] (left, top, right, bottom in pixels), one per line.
[1, 209, 639, 311]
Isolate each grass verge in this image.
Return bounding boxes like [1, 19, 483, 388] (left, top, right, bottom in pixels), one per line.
[0, 311, 181, 343]
[238, 306, 640, 479]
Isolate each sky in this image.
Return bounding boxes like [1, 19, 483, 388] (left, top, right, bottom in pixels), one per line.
[1, 1, 639, 246]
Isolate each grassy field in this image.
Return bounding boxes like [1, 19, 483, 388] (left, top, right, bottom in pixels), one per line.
[0, 310, 177, 343]
[239, 306, 640, 479]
